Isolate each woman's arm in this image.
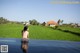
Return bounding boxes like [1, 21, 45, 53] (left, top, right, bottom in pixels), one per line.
[27, 32, 29, 38]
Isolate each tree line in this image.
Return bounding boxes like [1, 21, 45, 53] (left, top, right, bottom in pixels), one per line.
[0, 17, 22, 24]
[0, 17, 64, 27]
[0, 17, 9, 24]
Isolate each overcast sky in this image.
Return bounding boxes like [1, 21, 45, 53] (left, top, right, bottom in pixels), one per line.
[0, 0, 80, 23]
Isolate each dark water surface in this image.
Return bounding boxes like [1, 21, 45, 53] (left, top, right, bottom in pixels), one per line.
[0, 38, 80, 53]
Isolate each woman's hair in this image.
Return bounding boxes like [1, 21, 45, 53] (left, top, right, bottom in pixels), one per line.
[22, 26, 28, 31]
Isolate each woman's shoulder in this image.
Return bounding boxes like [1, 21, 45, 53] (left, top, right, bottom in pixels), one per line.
[25, 31, 29, 33]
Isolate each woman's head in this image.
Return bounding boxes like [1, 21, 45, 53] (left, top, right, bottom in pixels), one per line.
[23, 26, 28, 31]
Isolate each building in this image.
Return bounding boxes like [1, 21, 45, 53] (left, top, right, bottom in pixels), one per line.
[46, 20, 58, 27]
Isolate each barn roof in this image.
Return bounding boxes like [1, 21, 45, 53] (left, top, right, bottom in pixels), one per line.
[47, 20, 57, 25]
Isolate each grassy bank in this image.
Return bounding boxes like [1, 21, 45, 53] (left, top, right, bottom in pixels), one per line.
[0, 24, 80, 41]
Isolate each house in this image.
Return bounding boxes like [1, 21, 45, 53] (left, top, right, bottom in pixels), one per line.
[77, 23, 80, 28]
[46, 20, 58, 27]
[23, 22, 30, 26]
[70, 23, 80, 28]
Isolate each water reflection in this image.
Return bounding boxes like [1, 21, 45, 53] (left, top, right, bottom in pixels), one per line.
[21, 39, 28, 53]
[0, 38, 80, 53]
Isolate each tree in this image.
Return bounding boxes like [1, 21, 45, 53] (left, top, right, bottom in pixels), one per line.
[0, 17, 9, 24]
[29, 20, 32, 24]
[42, 22, 46, 26]
[29, 19, 39, 25]
[57, 19, 63, 25]
[57, 19, 60, 25]
[56, 19, 64, 29]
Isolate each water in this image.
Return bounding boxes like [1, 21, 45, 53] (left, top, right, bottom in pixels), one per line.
[0, 38, 80, 53]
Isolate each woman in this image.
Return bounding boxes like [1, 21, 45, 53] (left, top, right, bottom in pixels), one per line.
[21, 26, 29, 53]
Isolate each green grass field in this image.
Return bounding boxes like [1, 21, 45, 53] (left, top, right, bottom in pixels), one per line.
[0, 24, 80, 41]
[59, 26, 80, 33]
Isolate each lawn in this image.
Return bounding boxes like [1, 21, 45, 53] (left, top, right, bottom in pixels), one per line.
[58, 26, 80, 33]
[0, 24, 23, 38]
[0, 24, 80, 41]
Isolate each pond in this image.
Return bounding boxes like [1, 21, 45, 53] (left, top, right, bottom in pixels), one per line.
[0, 38, 80, 53]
